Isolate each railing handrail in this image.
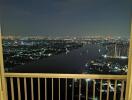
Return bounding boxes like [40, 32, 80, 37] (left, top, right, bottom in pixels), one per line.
[4, 72, 127, 79]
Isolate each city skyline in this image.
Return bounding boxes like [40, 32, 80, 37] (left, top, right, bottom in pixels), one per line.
[0, 0, 131, 37]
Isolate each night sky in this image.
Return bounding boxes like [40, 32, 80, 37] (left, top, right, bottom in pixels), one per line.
[0, 0, 131, 37]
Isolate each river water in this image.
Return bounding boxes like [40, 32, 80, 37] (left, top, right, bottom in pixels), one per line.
[12, 44, 106, 73]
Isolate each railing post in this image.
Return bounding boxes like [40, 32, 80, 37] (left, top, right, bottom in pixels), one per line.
[0, 77, 3, 100]
[125, 19, 132, 100]
[0, 25, 8, 100]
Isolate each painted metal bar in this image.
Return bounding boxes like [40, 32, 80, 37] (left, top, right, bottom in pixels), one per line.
[86, 80, 88, 100]
[65, 78, 67, 100]
[17, 78, 21, 100]
[38, 78, 40, 100]
[100, 80, 102, 100]
[2, 75, 127, 100]
[45, 78, 47, 100]
[52, 78, 54, 100]
[59, 78, 60, 100]
[0, 26, 8, 100]
[10, 78, 14, 100]
[24, 78, 27, 100]
[72, 79, 74, 100]
[93, 80, 95, 100]
[113, 80, 117, 100]
[4, 73, 127, 80]
[0, 77, 2, 100]
[120, 80, 125, 100]
[106, 80, 110, 100]
[125, 19, 132, 100]
[3, 78, 8, 100]
[79, 79, 81, 100]
[31, 78, 34, 100]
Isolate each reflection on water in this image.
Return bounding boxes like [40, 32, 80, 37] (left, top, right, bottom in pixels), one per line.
[12, 44, 127, 74]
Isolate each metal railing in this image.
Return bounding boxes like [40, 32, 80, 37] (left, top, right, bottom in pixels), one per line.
[3, 73, 127, 100]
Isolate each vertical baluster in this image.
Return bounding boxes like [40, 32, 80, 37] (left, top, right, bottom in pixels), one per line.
[38, 78, 40, 100]
[72, 79, 74, 100]
[52, 78, 54, 100]
[6, 78, 8, 100]
[17, 78, 21, 100]
[86, 80, 88, 100]
[45, 78, 47, 100]
[4, 78, 8, 100]
[31, 78, 34, 100]
[93, 80, 95, 100]
[65, 78, 67, 100]
[24, 78, 27, 100]
[107, 80, 110, 100]
[59, 78, 60, 100]
[79, 79, 81, 100]
[0, 77, 2, 100]
[10, 78, 14, 100]
[100, 80, 102, 100]
[120, 80, 125, 100]
[113, 80, 117, 100]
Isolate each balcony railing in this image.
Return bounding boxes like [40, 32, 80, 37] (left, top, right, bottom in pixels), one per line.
[2, 73, 127, 100]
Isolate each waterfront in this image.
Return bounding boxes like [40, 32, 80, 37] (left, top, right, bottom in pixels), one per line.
[10, 43, 127, 74]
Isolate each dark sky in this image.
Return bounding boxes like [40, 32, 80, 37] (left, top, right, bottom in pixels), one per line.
[0, 0, 131, 37]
